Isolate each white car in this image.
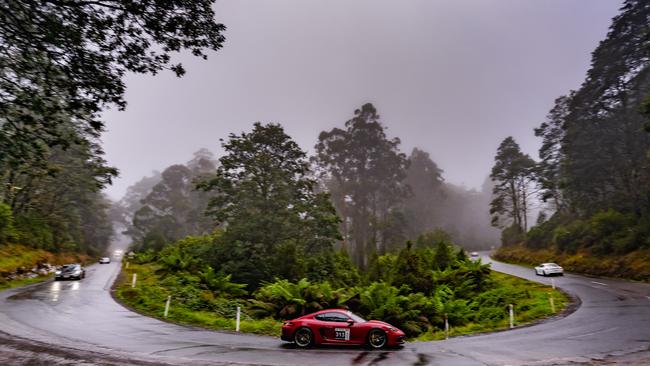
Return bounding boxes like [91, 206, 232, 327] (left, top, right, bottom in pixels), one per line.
[535, 263, 564, 276]
[99, 257, 111, 264]
[470, 252, 480, 260]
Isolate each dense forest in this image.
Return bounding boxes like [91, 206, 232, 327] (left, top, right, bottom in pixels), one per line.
[492, 0, 650, 278]
[2, 0, 647, 316]
[4, 0, 646, 345]
[116, 106, 499, 272]
[116, 122, 560, 339]
[0, 1, 225, 256]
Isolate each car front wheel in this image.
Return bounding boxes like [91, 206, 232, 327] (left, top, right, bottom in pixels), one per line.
[367, 329, 387, 349]
[294, 327, 313, 348]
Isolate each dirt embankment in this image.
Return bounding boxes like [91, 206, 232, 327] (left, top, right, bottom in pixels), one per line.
[0, 244, 90, 287]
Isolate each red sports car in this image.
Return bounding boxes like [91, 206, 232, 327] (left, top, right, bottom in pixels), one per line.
[281, 309, 405, 349]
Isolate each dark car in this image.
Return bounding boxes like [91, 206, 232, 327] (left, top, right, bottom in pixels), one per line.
[281, 309, 405, 349]
[54, 264, 86, 281]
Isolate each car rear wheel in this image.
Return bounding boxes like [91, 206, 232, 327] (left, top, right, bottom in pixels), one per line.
[294, 327, 313, 348]
[367, 329, 387, 349]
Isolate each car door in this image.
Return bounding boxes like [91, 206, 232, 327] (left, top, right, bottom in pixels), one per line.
[328, 312, 354, 343]
[315, 312, 352, 344]
[314, 313, 339, 342]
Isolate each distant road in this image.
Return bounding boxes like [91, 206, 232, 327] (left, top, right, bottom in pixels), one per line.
[0, 246, 648, 366]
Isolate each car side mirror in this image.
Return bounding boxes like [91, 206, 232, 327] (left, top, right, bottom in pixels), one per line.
[347, 319, 355, 326]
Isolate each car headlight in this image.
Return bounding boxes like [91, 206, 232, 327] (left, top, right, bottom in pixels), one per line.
[55, 271, 61, 275]
[73, 270, 81, 275]
[387, 327, 398, 332]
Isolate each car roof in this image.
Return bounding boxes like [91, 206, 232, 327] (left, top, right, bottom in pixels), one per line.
[304, 309, 349, 317]
[541, 262, 559, 266]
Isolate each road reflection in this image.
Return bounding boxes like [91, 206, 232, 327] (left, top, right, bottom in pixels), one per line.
[8, 279, 83, 303]
[51, 281, 61, 302]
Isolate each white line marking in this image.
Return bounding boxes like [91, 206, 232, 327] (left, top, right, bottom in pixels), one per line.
[591, 281, 608, 286]
[567, 327, 619, 340]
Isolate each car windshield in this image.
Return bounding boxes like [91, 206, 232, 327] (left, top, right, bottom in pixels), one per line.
[347, 312, 366, 323]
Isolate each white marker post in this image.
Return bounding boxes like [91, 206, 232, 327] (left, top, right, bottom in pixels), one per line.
[125, 262, 129, 269]
[444, 314, 449, 340]
[549, 294, 555, 313]
[164, 296, 171, 318]
[131, 273, 137, 288]
[551, 278, 555, 290]
[509, 304, 514, 329]
[235, 306, 241, 332]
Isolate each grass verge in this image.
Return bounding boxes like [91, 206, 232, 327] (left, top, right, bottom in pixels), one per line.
[113, 263, 282, 335]
[114, 263, 568, 341]
[413, 271, 568, 341]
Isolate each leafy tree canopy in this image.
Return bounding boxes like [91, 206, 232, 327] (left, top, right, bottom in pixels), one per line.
[0, 0, 226, 168]
[198, 122, 341, 287]
[314, 103, 409, 266]
[490, 137, 536, 236]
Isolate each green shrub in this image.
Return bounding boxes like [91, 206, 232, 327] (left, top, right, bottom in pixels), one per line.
[587, 210, 634, 255]
[251, 278, 352, 319]
[526, 223, 553, 249]
[501, 224, 524, 246]
[552, 219, 588, 253]
[133, 249, 157, 264]
[0, 203, 16, 242]
[198, 266, 248, 298]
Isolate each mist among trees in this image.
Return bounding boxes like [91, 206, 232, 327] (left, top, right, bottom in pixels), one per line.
[492, 0, 650, 262]
[116, 104, 499, 273]
[2, 0, 647, 290]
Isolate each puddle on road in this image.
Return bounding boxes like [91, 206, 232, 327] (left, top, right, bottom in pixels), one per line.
[8, 280, 82, 302]
[352, 351, 369, 364]
[367, 351, 390, 365]
[412, 353, 430, 366]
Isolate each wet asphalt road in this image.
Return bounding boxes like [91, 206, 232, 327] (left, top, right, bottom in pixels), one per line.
[0, 250, 649, 366]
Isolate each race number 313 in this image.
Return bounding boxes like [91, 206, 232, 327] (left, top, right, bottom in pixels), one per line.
[334, 328, 350, 340]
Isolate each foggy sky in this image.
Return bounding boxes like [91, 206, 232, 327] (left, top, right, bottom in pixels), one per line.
[102, 0, 623, 200]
